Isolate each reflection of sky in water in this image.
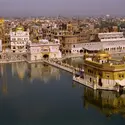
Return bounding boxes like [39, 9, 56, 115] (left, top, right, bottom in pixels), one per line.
[0, 63, 125, 125]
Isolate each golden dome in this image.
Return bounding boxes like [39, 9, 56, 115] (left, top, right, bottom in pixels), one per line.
[84, 51, 89, 57]
[95, 50, 110, 58]
[0, 18, 4, 24]
[16, 26, 24, 31]
[85, 51, 88, 55]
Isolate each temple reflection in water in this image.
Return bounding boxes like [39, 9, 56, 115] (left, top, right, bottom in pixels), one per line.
[83, 87, 125, 118]
[0, 64, 8, 95]
[12, 62, 28, 80]
[0, 62, 60, 95]
[11, 62, 60, 83]
[1, 62, 125, 119]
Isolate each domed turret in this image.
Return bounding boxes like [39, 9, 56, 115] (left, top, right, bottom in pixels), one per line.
[84, 51, 89, 59]
[0, 18, 4, 24]
[95, 50, 111, 59]
[16, 26, 24, 31]
[67, 22, 72, 31]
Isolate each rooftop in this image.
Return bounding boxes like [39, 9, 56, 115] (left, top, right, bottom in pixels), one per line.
[84, 51, 125, 71]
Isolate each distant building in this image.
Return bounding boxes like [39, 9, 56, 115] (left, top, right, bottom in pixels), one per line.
[98, 32, 124, 42]
[71, 32, 125, 54]
[62, 35, 78, 54]
[10, 26, 31, 53]
[67, 22, 73, 31]
[0, 40, 2, 52]
[71, 42, 101, 54]
[27, 39, 62, 61]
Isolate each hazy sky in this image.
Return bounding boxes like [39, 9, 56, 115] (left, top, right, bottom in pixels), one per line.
[0, 0, 125, 17]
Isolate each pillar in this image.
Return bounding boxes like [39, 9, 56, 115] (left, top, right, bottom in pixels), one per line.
[93, 82, 97, 90]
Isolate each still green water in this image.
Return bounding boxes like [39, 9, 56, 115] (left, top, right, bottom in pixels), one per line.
[0, 62, 125, 125]
[63, 57, 84, 68]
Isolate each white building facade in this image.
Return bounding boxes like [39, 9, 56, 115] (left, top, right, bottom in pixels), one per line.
[98, 32, 125, 53]
[27, 39, 62, 61]
[10, 26, 31, 53]
[71, 32, 125, 54]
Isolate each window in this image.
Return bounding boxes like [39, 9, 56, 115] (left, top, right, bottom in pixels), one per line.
[24, 38, 28, 41]
[88, 69, 94, 74]
[88, 69, 90, 73]
[12, 38, 16, 41]
[17, 38, 22, 41]
[34, 56, 37, 60]
[90, 78, 92, 82]
[119, 74, 124, 78]
[43, 49, 49, 52]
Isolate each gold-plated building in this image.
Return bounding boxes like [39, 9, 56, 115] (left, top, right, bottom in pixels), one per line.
[83, 50, 125, 91]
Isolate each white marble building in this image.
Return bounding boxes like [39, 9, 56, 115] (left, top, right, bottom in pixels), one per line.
[71, 42, 102, 54]
[27, 39, 62, 61]
[10, 26, 31, 53]
[71, 32, 125, 54]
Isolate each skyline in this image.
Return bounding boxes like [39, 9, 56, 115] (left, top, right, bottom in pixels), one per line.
[0, 0, 125, 17]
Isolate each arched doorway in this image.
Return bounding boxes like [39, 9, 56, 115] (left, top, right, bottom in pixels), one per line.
[43, 54, 49, 59]
[80, 49, 83, 53]
[66, 50, 68, 53]
[98, 78, 102, 86]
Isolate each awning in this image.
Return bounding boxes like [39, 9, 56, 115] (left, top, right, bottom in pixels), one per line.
[83, 45, 102, 51]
